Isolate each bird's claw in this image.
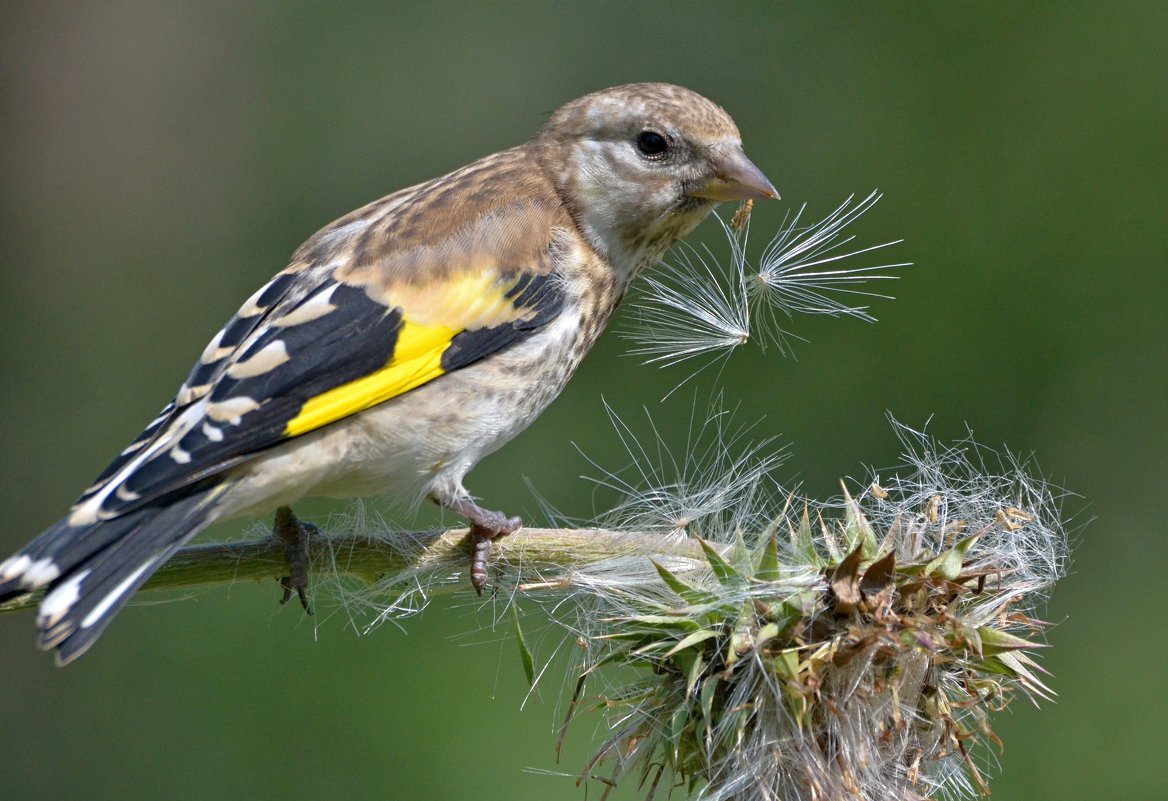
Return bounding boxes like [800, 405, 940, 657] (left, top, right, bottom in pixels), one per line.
[443, 498, 521, 595]
[273, 505, 315, 615]
[468, 514, 522, 595]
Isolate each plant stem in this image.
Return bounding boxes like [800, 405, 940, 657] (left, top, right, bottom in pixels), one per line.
[0, 526, 706, 615]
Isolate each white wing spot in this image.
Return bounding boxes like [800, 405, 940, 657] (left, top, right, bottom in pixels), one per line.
[68, 501, 112, 526]
[204, 397, 260, 425]
[115, 484, 142, 502]
[23, 558, 61, 589]
[38, 569, 91, 629]
[226, 340, 290, 379]
[202, 422, 224, 442]
[1, 554, 31, 581]
[68, 403, 207, 526]
[273, 284, 338, 327]
[177, 383, 212, 405]
[199, 327, 229, 364]
[68, 502, 100, 527]
[171, 446, 192, 464]
[238, 281, 276, 318]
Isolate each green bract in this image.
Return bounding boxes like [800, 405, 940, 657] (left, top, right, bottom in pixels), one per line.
[563, 494, 1055, 800]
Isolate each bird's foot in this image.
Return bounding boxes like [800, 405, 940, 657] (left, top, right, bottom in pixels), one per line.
[445, 498, 522, 595]
[273, 505, 315, 615]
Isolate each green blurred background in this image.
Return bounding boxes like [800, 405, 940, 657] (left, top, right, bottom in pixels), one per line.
[1, 3, 1164, 799]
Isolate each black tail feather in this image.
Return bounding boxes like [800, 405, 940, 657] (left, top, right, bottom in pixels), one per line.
[2, 485, 225, 665]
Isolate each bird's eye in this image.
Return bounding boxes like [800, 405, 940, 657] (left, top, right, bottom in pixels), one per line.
[635, 130, 669, 159]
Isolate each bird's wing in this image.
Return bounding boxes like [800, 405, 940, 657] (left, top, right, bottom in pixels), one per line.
[72, 169, 569, 524]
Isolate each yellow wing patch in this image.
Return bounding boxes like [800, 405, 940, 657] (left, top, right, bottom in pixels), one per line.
[281, 270, 536, 439]
[283, 317, 455, 437]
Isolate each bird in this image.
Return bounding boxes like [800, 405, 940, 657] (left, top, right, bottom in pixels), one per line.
[0, 82, 777, 665]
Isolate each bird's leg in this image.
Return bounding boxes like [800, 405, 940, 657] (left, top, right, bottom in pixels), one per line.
[442, 497, 522, 595]
[273, 505, 315, 615]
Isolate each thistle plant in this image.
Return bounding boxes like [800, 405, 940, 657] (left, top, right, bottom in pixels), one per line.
[542, 420, 1066, 800]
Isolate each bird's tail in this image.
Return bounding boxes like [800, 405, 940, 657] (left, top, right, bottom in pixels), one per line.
[0, 483, 229, 665]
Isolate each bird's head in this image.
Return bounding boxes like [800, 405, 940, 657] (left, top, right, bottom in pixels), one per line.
[536, 83, 777, 274]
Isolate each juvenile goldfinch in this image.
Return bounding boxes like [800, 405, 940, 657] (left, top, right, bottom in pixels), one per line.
[0, 83, 776, 664]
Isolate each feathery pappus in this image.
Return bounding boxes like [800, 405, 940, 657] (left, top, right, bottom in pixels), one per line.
[0, 82, 777, 665]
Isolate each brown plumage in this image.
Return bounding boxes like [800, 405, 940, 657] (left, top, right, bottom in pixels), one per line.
[0, 82, 776, 664]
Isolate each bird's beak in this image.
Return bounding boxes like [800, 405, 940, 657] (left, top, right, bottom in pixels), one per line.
[688, 143, 779, 202]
